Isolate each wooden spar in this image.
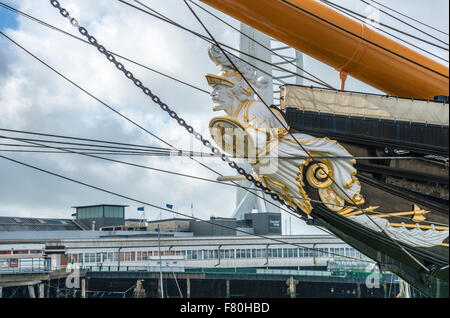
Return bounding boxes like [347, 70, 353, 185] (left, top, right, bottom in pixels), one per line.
[199, 0, 449, 99]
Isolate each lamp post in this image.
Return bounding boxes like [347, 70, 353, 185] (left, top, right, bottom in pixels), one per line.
[157, 225, 164, 298]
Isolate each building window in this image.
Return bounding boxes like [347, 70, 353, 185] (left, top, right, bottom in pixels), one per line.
[104, 206, 124, 218]
[77, 206, 103, 219]
[256, 249, 262, 258]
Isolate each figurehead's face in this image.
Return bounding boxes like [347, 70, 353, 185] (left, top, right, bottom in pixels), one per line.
[210, 83, 235, 112]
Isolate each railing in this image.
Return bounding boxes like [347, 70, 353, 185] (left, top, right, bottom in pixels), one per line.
[0, 259, 50, 274]
[83, 265, 186, 273]
[82, 265, 379, 280]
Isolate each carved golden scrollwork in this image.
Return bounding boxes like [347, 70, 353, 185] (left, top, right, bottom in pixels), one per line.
[262, 176, 313, 215]
[305, 161, 334, 189]
[318, 187, 346, 212]
[209, 115, 257, 158]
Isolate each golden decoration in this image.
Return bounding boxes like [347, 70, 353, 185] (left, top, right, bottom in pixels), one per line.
[205, 73, 234, 87]
[209, 115, 255, 157]
[318, 187, 346, 212]
[262, 176, 312, 215]
[305, 161, 334, 189]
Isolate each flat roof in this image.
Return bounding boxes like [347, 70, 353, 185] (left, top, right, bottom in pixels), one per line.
[0, 216, 82, 232]
[72, 204, 129, 209]
[147, 218, 192, 224]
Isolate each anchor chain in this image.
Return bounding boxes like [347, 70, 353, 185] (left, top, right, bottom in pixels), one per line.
[48, 0, 300, 214]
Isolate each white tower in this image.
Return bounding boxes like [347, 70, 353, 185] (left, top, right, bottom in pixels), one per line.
[231, 24, 304, 220]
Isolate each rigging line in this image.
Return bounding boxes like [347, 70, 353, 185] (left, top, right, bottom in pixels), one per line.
[0, 150, 185, 156]
[1, 134, 335, 232]
[0, 134, 383, 229]
[0, 2, 210, 95]
[0, 136, 371, 212]
[0, 140, 173, 154]
[281, 0, 449, 80]
[0, 148, 175, 155]
[321, 0, 449, 52]
[0, 154, 447, 226]
[117, 0, 330, 88]
[0, 149, 169, 155]
[184, 1, 433, 273]
[0, 154, 375, 263]
[185, 0, 335, 89]
[0, 128, 173, 152]
[0, 131, 444, 162]
[0, 137, 178, 153]
[0, 146, 428, 160]
[0, 31, 314, 229]
[132, 0, 175, 24]
[320, 0, 449, 63]
[0, 148, 204, 157]
[3, 134, 449, 228]
[367, 0, 449, 37]
[360, 0, 449, 47]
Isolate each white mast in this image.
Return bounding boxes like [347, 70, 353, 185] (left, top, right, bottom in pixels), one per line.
[232, 24, 304, 220]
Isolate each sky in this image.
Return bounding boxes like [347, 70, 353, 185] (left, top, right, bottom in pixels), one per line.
[0, 0, 448, 235]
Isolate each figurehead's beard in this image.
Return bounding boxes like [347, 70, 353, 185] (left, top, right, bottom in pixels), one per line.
[212, 104, 224, 112]
[212, 101, 230, 113]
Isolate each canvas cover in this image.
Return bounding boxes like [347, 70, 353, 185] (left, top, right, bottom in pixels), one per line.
[280, 85, 449, 126]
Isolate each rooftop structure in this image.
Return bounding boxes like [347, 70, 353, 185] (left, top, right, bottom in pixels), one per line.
[0, 216, 83, 232]
[73, 204, 128, 230]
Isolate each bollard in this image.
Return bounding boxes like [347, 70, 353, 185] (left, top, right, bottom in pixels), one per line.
[39, 284, 45, 298]
[81, 279, 86, 298]
[186, 277, 191, 298]
[28, 285, 36, 298]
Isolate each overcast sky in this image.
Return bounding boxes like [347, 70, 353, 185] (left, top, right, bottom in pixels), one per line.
[0, 0, 448, 235]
